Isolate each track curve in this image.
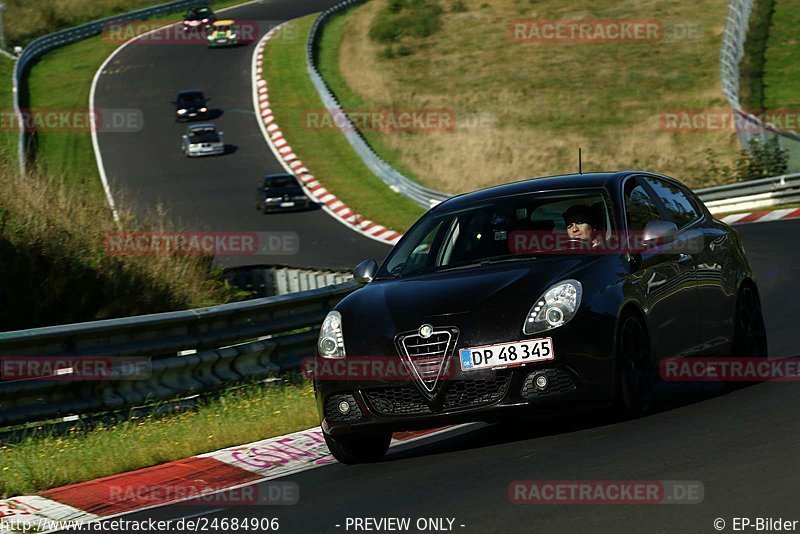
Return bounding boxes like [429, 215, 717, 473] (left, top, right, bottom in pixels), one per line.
[104, 220, 800, 534]
[93, 0, 391, 270]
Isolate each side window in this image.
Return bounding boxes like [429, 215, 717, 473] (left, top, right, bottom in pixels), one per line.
[644, 177, 702, 229]
[624, 178, 662, 231]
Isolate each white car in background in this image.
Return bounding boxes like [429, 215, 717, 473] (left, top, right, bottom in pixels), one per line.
[181, 123, 224, 157]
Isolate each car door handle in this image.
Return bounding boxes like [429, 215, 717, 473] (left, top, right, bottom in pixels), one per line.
[677, 253, 693, 264]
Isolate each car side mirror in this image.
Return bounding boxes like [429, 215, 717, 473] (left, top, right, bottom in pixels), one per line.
[353, 259, 378, 284]
[642, 220, 678, 248]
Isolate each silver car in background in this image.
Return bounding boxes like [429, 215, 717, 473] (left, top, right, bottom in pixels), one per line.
[181, 123, 225, 157]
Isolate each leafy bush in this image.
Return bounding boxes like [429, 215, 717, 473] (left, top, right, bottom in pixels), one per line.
[704, 136, 788, 183]
[734, 136, 789, 180]
[369, 0, 444, 54]
[451, 0, 468, 12]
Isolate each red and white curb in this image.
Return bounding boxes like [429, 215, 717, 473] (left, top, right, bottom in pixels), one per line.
[718, 206, 800, 225]
[0, 425, 461, 532]
[252, 26, 402, 246]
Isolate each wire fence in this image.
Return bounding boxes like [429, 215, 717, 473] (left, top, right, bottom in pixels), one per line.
[720, 0, 800, 171]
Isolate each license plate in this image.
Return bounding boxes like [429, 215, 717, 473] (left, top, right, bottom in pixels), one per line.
[460, 338, 554, 371]
[280, 202, 295, 207]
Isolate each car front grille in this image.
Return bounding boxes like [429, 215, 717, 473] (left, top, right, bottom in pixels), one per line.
[363, 375, 511, 416]
[396, 328, 458, 391]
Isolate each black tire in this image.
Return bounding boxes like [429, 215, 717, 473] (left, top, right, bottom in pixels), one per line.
[614, 314, 655, 417]
[323, 431, 391, 464]
[732, 284, 768, 360]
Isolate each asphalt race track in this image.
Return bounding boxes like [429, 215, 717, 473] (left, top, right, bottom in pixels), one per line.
[93, 0, 391, 270]
[84, 219, 800, 534]
[93, 1, 800, 531]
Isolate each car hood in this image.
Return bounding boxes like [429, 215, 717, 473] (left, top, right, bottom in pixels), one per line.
[337, 255, 605, 352]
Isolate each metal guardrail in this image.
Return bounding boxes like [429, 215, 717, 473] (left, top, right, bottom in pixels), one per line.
[720, 0, 800, 171]
[306, 0, 451, 209]
[697, 172, 800, 214]
[0, 281, 359, 427]
[12, 0, 205, 177]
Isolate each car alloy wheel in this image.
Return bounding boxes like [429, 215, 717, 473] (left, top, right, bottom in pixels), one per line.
[616, 314, 654, 417]
[323, 430, 392, 465]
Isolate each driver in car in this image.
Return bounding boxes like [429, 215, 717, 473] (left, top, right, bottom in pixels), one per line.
[563, 204, 603, 248]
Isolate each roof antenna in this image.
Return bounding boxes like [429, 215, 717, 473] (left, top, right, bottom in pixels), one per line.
[578, 147, 583, 174]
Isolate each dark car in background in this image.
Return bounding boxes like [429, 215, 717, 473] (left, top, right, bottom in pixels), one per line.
[174, 90, 209, 122]
[182, 6, 216, 32]
[313, 171, 767, 463]
[255, 174, 312, 212]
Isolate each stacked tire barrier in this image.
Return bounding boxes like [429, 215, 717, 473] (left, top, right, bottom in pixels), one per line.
[306, 0, 451, 209]
[0, 281, 359, 427]
[13, 0, 206, 177]
[720, 0, 800, 170]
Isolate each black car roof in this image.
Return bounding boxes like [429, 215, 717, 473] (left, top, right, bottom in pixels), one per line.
[263, 173, 295, 180]
[177, 89, 204, 97]
[436, 171, 650, 210]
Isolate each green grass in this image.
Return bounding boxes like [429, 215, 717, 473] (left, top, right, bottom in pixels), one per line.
[763, 0, 800, 109]
[4, 0, 250, 47]
[326, 0, 741, 193]
[0, 56, 17, 161]
[8, 0, 256, 189]
[318, 12, 427, 187]
[26, 36, 121, 193]
[0, 381, 318, 497]
[264, 15, 423, 232]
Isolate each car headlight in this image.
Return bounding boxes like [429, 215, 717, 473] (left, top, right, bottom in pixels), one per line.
[318, 311, 345, 359]
[177, 109, 187, 114]
[199, 107, 207, 112]
[207, 34, 214, 40]
[523, 279, 582, 335]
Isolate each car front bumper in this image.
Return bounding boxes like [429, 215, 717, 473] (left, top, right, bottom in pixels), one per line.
[186, 145, 224, 157]
[314, 320, 616, 437]
[262, 199, 311, 212]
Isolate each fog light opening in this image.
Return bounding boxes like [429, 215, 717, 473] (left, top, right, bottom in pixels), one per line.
[337, 400, 351, 415]
[534, 374, 549, 390]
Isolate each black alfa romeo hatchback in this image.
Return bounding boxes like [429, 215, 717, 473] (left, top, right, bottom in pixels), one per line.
[313, 171, 767, 463]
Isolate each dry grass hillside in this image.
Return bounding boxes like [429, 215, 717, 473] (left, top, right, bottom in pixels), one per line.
[334, 0, 739, 193]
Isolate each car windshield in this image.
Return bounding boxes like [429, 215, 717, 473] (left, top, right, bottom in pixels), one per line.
[188, 127, 217, 141]
[379, 189, 612, 278]
[185, 9, 211, 20]
[178, 93, 204, 104]
[265, 177, 299, 189]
